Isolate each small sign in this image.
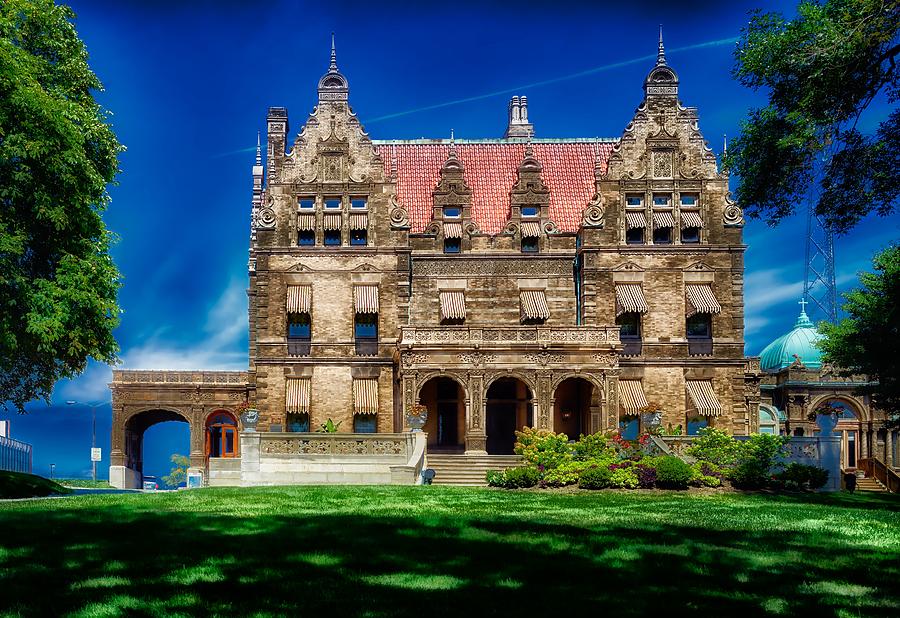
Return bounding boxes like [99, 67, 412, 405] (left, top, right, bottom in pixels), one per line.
[186, 471, 203, 489]
[91, 447, 102, 462]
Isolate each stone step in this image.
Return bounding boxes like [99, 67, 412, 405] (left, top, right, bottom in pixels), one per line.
[426, 454, 523, 486]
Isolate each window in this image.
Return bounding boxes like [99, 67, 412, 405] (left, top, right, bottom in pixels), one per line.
[620, 415, 640, 440]
[653, 225, 672, 244]
[351, 197, 367, 209]
[323, 229, 341, 246]
[354, 415, 377, 433]
[297, 230, 316, 246]
[350, 229, 367, 246]
[653, 194, 671, 206]
[680, 194, 698, 207]
[443, 206, 461, 218]
[686, 313, 712, 338]
[625, 195, 643, 207]
[616, 312, 641, 339]
[287, 413, 310, 432]
[759, 407, 778, 435]
[299, 198, 315, 209]
[354, 313, 378, 355]
[288, 313, 311, 356]
[444, 237, 461, 253]
[325, 198, 341, 209]
[681, 225, 700, 244]
[687, 417, 708, 435]
[521, 206, 538, 217]
[625, 227, 644, 244]
[521, 236, 539, 253]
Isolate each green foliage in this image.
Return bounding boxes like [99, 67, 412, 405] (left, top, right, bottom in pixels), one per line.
[686, 427, 742, 467]
[514, 427, 572, 470]
[486, 466, 539, 489]
[726, 0, 900, 232]
[543, 458, 615, 487]
[731, 434, 790, 489]
[773, 463, 830, 491]
[654, 456, 692, 490]
[577, 465, 613, 490]
[161, 454, 190, 489]
[317, 418, 343, 433]
[819, 246, 900, 427]
[0, 470, 70, 498]
[690, 461, 724, 488]
[609, 466, 639, 489]
[571, 432, 616, 460]
[0, 0, 124, 410]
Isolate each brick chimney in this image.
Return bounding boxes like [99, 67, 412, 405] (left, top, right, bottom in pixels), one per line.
[504, 95, 534, 138]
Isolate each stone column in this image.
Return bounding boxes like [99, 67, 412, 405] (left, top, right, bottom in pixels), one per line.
[604, 374, 620, 433]
[535, 372, 552, 430]
[465, 373, 486, 454]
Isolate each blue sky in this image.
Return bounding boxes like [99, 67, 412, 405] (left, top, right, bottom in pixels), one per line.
[4, 0, 898, 480]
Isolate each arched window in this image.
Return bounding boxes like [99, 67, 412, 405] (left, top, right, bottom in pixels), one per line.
[758, 406, 779, 435]
[206, 411, 238, 458]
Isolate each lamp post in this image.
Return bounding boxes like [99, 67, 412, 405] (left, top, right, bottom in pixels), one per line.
[66, 400, 110, 482]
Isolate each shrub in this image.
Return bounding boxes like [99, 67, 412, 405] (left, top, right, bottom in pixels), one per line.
[730, 434, 789, 489]
[578, 465, 614, 489]
[514, 427, 572, 470]
[486, 466, 539, 489]
[685, 427, 741, 467]
[544, 459, 601, 487]
[635, 463, 658, 488]
[486, 470, 507, 487]
[772, 463, 829, 491]
[654, 456, 692, 489]
[690, 460, 724, 488]
[572, 433, 616, 461]
[610, 466, 640, 489]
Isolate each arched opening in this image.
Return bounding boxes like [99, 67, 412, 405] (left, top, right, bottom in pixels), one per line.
[206, 410, 239, 458]
[123, 409, 190, 489]
[553, 377, 593, 440]
[485, 378, 533, 455]
[419, 377, 465, 452]
[758, 405, 779, 435]
[814, 398, 862, 469]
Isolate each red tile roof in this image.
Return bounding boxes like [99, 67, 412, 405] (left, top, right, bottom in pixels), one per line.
[374, 141, 615, 234]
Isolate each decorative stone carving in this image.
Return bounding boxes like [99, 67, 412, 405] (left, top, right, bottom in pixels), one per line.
[593, 352, 620, 367]
[651, 150, 673, 178]
[582, 204, 604, 228]
[412, 258, 571, 277]
[401, 353, 429, 368]
[524, 352, 564, 366]
[256, 207, 276, 229]
[458, 352, 496, 367]
[723, 198, 744, 226]
[389, 202, 410, 229]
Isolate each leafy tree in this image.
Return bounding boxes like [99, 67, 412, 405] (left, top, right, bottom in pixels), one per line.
[819, 245, 900, 427]
[727, 0, 900, 232]
[162, 454, 191, 489]
[0, 0, 122, 411]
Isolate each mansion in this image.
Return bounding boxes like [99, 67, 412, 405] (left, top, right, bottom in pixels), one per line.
[109, 36, 763, 488]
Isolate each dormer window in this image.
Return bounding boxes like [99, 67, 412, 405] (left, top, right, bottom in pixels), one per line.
[325, 198, 341, 209]
[351, 197, 367, 209]
[443, 207, 461, 218]
[521, 206, 538, 218]
[299, 198, 315, 209]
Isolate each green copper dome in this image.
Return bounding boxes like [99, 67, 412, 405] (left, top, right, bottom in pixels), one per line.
[759, 304, 823, 372]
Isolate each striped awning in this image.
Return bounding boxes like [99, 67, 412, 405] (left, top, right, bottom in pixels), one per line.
[354, 285, 379, 314]
[625, 211, 646, 230]
[685, 284, 722, 316]
[615, 284, 648, 316]
[443, 222, 462, 238]
[619, 380, 649, 415]
[439, 291, 466, 320]
[520, 221, 542, 237]
[686, 380, 722, 417]
[323, 213, 342, 231]
[653, 211, 676, 228]
[349, 213, 368, 230]
[520, 290, 550, 321]
[681, 211, 704, 229]
[353, 379, 379, 416]
[286, 285, 311, 314]
[286, 378, 310, 415]
[297, 214, 316, 231]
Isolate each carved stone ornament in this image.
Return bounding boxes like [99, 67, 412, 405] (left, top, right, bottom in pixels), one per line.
[651, 150, 673, 179]
[582, 205, 604, 228]
[256, 207, 276, 229]
[389, 195, 410, 229]
[524, 352, 564, 366]
[458, 352, 497, 367]
[401, 353, 429, 368]
[240, 408, 259, 430]
[592, 352, 620, 367]
[723, 203, 744, 226]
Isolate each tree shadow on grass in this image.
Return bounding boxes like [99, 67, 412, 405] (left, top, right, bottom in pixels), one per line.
[0, 492, 898, 617]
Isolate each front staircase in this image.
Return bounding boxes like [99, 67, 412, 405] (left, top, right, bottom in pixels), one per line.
[855, 470, 888, 493]
[427, 454, 523, 486]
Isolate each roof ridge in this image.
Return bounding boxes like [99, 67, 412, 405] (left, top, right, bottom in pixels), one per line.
[372, 137, 618, 145]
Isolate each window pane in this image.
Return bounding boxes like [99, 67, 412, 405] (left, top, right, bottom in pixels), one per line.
[324, 230, 341, 245]
[521, 206, 538, 217]
[626, 227, 644, 244]
[351, 198, 367, 209]
[287, 414, 310, 432]
[680, 195, 697, 206]
[350, 230, 367, 246]
[443, 207, 461, 218]
[354, 415, 377, 433]
[521, 237, 539, 253]
[626, 195, 643, 206]
[653, 195, 671, 206]
[299, 198, 315, 209]
[298, 231, 316, 246]
[444, 238, 461, 253]
[681, 227, 700, 244]
[224, 429, 235, 454]
[687, 417, 708, 435]
[355, 314, 378, 338]
[288, 316, 310, 338]
[687, 314, 711, 337]
[616, 312, 640, 338]
[619, 415, 640, 440]
[325, 198, 341, 209]
[653, 227, 672, 244]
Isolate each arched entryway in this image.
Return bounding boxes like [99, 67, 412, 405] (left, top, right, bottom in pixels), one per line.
[814, 398, 863, 469]
[553, 377, 593, 440]
[123, 408, 191, 488]
[485, 377, 533, 455]
[206, 410, 239, 458]
[419, 377, 465, 452]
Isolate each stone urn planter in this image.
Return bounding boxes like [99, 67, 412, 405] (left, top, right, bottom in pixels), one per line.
[406, 404, 428, 432]
[240, 408, 259, 431]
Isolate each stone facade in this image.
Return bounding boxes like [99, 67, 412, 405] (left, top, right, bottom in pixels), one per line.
[109, 36, 764, 485]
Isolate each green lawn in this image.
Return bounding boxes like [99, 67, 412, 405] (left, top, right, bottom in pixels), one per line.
[0, 470, 70, 499]
[0, 487, 898, 617]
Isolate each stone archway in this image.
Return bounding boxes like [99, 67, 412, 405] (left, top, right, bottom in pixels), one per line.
[418, 376, 467, 453]
[810, 396, 866, 468]
[113, 407, 193, 489]
[484, 377, 533, 455]
[552, 377, 595, 440]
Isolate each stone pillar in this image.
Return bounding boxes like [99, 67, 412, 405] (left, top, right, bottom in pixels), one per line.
[604, 374, 620, 433]
[465, 373, 486, 454]
[535, 372, 552, 430]
[240, 430, 261, 486]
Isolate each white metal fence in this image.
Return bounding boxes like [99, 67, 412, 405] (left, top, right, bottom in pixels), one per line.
[0, 435, 33, 474]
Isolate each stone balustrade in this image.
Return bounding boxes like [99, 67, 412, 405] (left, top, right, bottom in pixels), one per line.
[400, 325, 621, 348]
[112, 370, 248, 385]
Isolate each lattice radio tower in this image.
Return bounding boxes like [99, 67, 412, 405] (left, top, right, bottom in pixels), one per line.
[803, 159, 838, 324]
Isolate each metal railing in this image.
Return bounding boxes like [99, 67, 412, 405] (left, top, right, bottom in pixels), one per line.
[0, 435, 33, 474]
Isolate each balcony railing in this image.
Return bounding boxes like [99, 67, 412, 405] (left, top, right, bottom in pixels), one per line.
[400, 325, 620, 347]
[112, 370, 248, 384]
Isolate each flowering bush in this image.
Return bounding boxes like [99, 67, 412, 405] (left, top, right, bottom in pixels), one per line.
[572, 433, 616, 460]
[514, 427, 572, 470]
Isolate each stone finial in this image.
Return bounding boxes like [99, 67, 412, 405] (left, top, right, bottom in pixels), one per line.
[657, 24, 666, 66]
[504, 95, 534, 138]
